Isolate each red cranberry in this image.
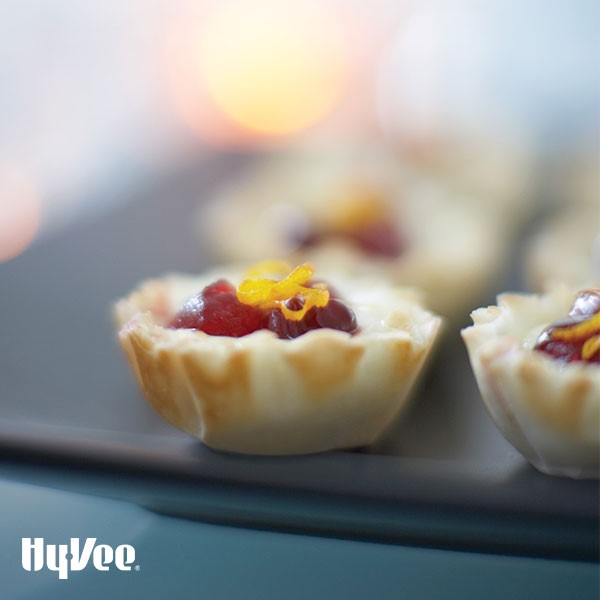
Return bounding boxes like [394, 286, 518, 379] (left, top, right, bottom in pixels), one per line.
[284, 296, 305, 312]
[170, 280, 264, 337]
[352, 220, 406, 258]
[534, 336, 582, 363]
[202, 279, 236, 297]
[266, 306, 319, 339]
[293, 221, 406, 259]
[315, 298, 358, 333]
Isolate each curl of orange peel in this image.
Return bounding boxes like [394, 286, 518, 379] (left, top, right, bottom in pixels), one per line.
[550, 312, 600, 361]
[237, 261, 329, 321]
[320, 184, 391, 234]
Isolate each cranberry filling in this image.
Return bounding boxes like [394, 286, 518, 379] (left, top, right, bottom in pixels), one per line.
[293, 221, 406, 258]
[534, 290, 600, 364]
[170, 279, 358, 339]
[352, 220, 407, 257]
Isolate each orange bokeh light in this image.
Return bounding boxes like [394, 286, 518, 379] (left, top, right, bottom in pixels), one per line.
[0, 166, 41, 262]
[166, 0, 350, 146]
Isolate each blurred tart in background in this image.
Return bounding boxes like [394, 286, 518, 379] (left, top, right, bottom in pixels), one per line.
[200, 144, 511, 321]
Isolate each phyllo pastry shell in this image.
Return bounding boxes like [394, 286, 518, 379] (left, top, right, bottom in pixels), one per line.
[115, 268, 442, 455]
[462, 287, 599, 478]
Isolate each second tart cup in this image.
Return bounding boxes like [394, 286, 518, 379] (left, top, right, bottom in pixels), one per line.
[462, 287, 600, 479]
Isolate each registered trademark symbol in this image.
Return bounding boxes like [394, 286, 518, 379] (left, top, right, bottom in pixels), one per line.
[134, 565, 141, 571]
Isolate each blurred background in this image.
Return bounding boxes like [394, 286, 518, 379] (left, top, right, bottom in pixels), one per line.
[0, 0, 598, 264]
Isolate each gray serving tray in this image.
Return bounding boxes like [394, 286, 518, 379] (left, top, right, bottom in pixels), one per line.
[0, 156, 597, 561]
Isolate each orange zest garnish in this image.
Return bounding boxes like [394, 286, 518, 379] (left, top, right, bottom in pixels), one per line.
[549, 312, 600, 362]
[321, 183, 389, 233]
[237, 261, 329, 321]
[535, 290, 600, 363]
[582, 335, 600, 361]
[550, 313, 600, 343]
[242, 260, 292, 279]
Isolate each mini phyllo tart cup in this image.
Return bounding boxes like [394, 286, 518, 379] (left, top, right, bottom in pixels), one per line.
[115, 264, 441, 455]
[462, 286, 600, 479]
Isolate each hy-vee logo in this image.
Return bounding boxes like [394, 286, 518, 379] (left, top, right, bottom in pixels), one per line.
[22, 537, 138, 580]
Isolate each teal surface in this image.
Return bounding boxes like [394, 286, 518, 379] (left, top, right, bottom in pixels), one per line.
[0, 478, 597, 600]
